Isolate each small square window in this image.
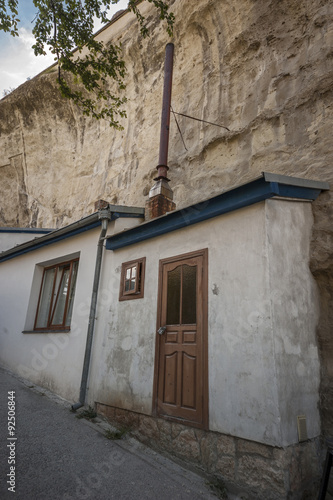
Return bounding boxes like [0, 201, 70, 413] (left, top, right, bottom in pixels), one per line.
[34, 258, 79, 331]
[119, 257, 146, 301]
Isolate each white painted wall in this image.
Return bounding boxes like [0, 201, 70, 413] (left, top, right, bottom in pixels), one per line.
[207, 203, 279, 443]
[89, 200, 321, 447]
[0, 227, 101, 401]
[265, 200, 321, 445]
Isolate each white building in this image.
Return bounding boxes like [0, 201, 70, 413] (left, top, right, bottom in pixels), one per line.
[0, 172, 328, 499]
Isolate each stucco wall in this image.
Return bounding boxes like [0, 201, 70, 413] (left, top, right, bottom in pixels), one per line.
[89, 199, 320, 447]
[266, 200, 321, 445]
[0, 227, 101, 401]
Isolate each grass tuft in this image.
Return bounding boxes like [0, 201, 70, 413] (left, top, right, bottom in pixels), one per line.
[75, 406, 97, 420]
[104, 427, 128, 440]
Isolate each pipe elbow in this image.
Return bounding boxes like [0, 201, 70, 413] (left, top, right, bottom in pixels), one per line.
[71, 402, 84, 412]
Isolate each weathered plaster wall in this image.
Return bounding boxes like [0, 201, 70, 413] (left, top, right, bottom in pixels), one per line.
[207, 204, 279, 444]
[0, 0, 332, 432]
[89, 200, 320, 447]
[0, 228, 101, 401]
[266, 200, 321, 446]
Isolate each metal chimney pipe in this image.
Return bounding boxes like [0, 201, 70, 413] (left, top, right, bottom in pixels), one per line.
[155, 43, 174, 181]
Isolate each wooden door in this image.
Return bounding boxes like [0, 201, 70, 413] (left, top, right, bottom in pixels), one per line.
[154, 249, 208, 428]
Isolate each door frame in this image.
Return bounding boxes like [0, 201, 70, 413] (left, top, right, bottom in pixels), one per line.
[152, 248, 209, 429]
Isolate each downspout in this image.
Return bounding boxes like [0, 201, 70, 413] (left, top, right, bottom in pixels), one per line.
[72, 207, 111, 411]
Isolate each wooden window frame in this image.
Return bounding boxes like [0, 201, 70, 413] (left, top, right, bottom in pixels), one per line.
[119, 257, 146, 301]
[33, 258, 79, 331]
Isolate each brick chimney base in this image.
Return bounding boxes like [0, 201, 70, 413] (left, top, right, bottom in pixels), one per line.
[145, 194, 176, 221]
[94, 199, 109, 211]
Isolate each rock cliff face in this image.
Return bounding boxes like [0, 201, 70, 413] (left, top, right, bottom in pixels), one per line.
[0, 0, 332, 434]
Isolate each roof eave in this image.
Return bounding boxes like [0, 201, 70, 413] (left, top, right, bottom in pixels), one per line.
[105, 172, 329, 251]
[0, 206, 145, 263]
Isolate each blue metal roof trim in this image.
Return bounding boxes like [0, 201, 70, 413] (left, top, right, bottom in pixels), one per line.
[105, 175, 326, 251]
[0, 227, 54, 234]
[0, 206, 145, 263]
[0, 220, 101, 263]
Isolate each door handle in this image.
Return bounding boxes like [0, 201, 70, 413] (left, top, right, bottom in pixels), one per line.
[158, 326, 166, 335]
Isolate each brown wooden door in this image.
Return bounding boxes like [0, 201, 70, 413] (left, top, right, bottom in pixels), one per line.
[154, 249, 208, 428]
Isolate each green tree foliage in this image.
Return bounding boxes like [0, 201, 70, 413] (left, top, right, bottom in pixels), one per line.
[0, 1, 174, 127]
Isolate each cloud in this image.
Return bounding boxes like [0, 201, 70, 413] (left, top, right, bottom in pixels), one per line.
[0, 0, 129, 97]
[0, 27, 55, 96]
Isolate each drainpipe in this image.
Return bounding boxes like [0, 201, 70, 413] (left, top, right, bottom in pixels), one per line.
[72, 207, 111, 411]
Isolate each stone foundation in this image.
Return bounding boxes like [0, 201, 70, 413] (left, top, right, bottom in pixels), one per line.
[96, 403, 322, 499]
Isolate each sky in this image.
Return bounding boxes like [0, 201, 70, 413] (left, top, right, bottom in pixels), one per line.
[0, 0, 129, 97]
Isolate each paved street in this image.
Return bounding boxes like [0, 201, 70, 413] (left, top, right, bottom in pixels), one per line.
[0, 368, 217, 500]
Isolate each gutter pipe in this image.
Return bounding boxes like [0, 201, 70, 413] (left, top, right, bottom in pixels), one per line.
[72, 208, 111, 411]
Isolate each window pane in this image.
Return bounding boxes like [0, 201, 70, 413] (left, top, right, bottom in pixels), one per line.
[166, 266, 181, 325]
[120, 258, 145, 300]
[35, 268, 56, 328]
[65, 261, 78, 327]
[182, 264, 197, 324]
[124, 264, 138, 294]
[51, 265, 70, 326]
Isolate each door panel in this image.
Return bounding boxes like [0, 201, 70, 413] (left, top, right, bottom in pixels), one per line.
[182, 353, 196, 408]
[155, 250, 208, 427]
[164, 352, 177, 405]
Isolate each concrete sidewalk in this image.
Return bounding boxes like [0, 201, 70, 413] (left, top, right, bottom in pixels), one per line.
[0, 368, 219, 500]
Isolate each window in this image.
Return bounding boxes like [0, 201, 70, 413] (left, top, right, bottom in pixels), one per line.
[34, 258, 79, 331]
[119, 257, 146, 301]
